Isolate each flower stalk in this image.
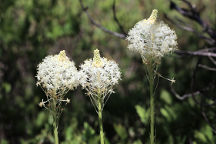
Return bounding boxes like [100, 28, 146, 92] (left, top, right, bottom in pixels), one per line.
[53, 120, 59, 144]
[127, 9, 178, 144]
[51, 99, 59, 144]
[36, 50, 80, 144]
[98, 93, 105, 144]
[146, 62, 156, 144]
[80, 49, 121, 144]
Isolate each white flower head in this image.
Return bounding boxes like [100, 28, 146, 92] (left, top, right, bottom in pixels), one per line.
[36, 50, 80, 99]
[79, 49, 121, 110]
[126, 9, 178, 64]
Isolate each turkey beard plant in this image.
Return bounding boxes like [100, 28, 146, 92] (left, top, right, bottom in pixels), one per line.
[36, 50, 80, 144]
[127, 9, 178, 144]
[79, 49, 121, 144]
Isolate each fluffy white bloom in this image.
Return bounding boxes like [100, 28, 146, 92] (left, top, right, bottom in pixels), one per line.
[36, 50, 80, 98]
[79, 49, 121, 110]
[127, 9, 178, 64]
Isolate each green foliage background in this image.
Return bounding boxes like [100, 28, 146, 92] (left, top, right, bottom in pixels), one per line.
[0, 0, 215, 143]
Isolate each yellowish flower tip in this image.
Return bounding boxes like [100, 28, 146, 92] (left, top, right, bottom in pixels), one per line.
[147, 9, 158, 24]
[92, 49, 103, 67]
[58, 50, 68, 61]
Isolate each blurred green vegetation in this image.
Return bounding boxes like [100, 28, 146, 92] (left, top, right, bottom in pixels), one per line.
[0, 0, 215, 144]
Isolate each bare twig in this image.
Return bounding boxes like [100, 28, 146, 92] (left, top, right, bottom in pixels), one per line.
[112, 0, 127, 35]
[164, 14, 215, 45]
[171, 86, 200, 100]
[171, 82, 215, 100]
[208, 56, 216, 65]
[198, 64, 216, 71]
[79, 0, 126, 39]
[170, 1, 216, 41]
[175, 50, 216, 57]
[190, 58, 203, 106]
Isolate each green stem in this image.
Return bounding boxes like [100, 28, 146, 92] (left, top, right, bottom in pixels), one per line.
[51, 99, 59, 144]
[53, 121, 59, 144]
[147, 64, 155, 144]
[98, 96, 105, 144]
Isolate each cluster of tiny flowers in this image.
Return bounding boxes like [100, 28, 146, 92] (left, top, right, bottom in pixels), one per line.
[127, 9, 178, 64]
[36, 50, 80, 99]
[79, 49, 121, 109]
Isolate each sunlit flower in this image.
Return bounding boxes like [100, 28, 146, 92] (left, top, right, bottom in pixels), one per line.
[126, 9, 178, 64]
[36, 50, 80, 99]
[79, 49, 121, 110]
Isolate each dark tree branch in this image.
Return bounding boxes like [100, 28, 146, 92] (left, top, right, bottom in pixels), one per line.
[164, 14, 215, 45]
[171, 86, 200, 100]
[190, 58, 201, 105]
[171, 82, 215, 101]
[198, 64, 216, 71]
[175, 49, 216, 57]
[170, 0, 216, 41]
[208, 56, 216, 65]
[79, 0, 126, 39]
[112, 0, 127, 35]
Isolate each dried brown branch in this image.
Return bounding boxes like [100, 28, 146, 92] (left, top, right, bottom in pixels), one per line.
[79, 0, 126, 39]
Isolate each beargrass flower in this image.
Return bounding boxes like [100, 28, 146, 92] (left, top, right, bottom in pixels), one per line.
[127, 9, 177, 64]
[36, 50, 80, 144]
[126, 9, 178, 144]
[36, 50, 79, 97]
[79, 49, 121, 144]
[79, 49, 121, 111]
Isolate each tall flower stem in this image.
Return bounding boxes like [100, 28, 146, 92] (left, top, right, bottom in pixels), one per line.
[53, 120, 59, 144]
[146, 62, 155, 144]
[98, 94, 105, 144]
[51, 99, 59, 144]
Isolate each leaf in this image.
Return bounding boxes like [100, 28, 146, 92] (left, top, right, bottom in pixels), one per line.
[160, 89, 172, 105]
[2, 82, 11, 93]
[194, 124, 215, 144]
[82, 122, 99, 144]
[135, 105, 149, 124]
[203, 125, 213, 142]
[160, 108, 171, 122]
[35, 112, 47, 127]
[194, 131, 207, 143]
[113, 123, 128, 140]
[65, 118, 78, 141]
[0, 139, 8, 144]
